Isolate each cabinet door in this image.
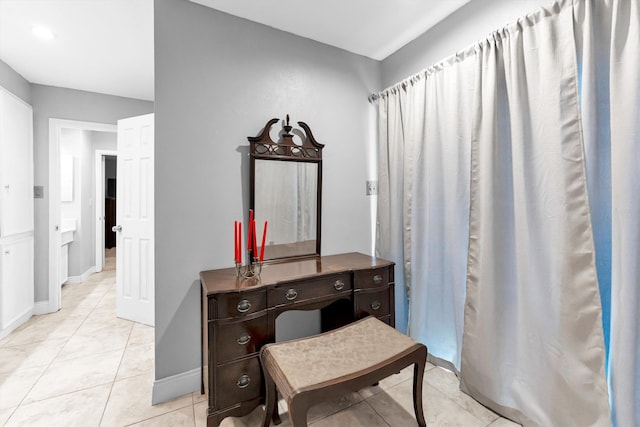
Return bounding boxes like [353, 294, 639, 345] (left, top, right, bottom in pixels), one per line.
[1, 237, 34, 329]
[0, 89, 34, 237]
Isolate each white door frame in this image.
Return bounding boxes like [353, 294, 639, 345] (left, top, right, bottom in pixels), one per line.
[95, 149, 117, 273]
[48, 119, 116, 312]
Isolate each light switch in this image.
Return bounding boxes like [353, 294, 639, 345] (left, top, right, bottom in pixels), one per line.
[366, 180, 377, 196]
[34, 186, 44, 198]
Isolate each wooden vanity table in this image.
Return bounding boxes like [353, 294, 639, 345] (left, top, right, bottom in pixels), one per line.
[200, 252, 395, 427]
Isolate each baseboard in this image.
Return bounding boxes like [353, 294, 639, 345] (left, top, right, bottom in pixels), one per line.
[0, 306, 33, 340]
[151, 367, 200, 405]
[33, 301, 53, 315]
[65, 266, 96, 284]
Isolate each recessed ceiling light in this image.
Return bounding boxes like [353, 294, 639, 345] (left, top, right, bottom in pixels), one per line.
[32, 26, 54, 40]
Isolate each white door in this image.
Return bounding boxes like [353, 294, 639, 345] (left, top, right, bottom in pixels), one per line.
[115, 114, 154, 326]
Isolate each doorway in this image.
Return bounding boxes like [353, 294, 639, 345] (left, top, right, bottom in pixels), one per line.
[95, 150, 117, 273]
[48, 119, 117, 312]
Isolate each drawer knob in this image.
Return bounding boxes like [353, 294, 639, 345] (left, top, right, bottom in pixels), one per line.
[237, 299, 251, 313]
[236, 333, 251, 345]
[373, 274, 383, 284]
[334, 279, 345, 291]
[285, 288, 298, 301]
[237, 374, 251, 389]
[371, 300, 382, 311]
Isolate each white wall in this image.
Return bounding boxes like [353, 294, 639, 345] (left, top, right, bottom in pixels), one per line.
[154, 0, 380, 386]
[381, 0, 552, 88]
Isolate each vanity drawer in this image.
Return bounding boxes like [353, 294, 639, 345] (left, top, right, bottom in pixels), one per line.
[215, 314, 269, 364]
[354, 267, 390, 289]
[214, 356, 263, 409]
[268, 273, 352, 307]
[212, 290, 267, 319]
[355, 288, 391, 319]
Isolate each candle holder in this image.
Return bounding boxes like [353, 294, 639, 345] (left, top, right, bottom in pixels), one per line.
[235, 258, 263, 279]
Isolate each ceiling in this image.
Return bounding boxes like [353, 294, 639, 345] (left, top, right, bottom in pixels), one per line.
[0, 0, 471, 102]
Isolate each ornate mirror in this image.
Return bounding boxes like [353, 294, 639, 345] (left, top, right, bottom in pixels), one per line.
[249, 116, 323, 262]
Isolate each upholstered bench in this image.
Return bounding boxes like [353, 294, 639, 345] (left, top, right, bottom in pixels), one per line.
[260, 316, 427, 427]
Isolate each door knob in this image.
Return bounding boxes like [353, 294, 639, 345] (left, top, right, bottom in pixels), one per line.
[112, 225, 122, 232]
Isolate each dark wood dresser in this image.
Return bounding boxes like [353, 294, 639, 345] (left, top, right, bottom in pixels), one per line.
[200, 252, 395, 427]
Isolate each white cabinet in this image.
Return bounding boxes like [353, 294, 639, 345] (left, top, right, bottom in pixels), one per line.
[0, 89, 33, 236]
[0, 87, 34, 339]
[0, 236, 34, 334]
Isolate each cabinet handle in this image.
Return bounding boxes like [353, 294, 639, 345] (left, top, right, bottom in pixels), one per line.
[237, 374, 251, 389]
[4, 250, 10, 255]
[333, 279, 345, 291]
[285, 288, 298, 301]
[236, 333, 251, 345]
[371, 300, 382, 311]
[237, 299, 251, 313]
[3, 185, 9, 189]
[373, 274, 383, 284]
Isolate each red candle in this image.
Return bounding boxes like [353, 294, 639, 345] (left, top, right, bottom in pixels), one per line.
[234, 221, 238, 262]
[252, 220, 258, 258]
[238, 221, 242, 264]
[247, 210, 254, 252]
[259, 220, 268, 262]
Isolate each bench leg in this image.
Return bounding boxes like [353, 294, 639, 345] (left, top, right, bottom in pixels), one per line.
[288, 395, 309, 427]
[262, 368, 279, 427]
[413, 360, 427, 427]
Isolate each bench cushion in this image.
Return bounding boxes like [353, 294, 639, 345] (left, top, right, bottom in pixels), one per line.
[263, 317, 418, 391]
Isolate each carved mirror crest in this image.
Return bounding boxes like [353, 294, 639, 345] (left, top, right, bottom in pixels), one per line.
[249, 116, 323, 262]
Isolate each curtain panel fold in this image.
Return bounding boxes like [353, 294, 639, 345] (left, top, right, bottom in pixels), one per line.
[460, 1, 610, 425]
[372, 0, 640, 425]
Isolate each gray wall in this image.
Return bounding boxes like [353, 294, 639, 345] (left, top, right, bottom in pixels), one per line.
[381, 0, 552, 89]
[0, 59, 31, 104]
[31, 84, 153, 301]
[154, 0, 380, 381]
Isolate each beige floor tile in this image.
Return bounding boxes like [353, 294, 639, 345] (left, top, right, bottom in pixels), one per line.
[4, 383, 110, 427]
[192, 390, 207, 404]
[367, 380, 485, 427]
[5, 313, 86, 347]
[127, 405, 195, 427]
[0, 338, 67, 374]
[0, 406, 16, 425]
[217, 405, 286, 427]
[278, 391, 362, 424]
[116, 342, 154, 380]
[424, 366, 500, 424]
[24, 348, 123, 403]
[0, 365, 47, 410]
[100, 373, 192, 427]
[358, 365, 415, 399]
[489, 416, 523, 426]
[194, 400, 208, 427]
[128, 322, 155, 346]
[311, 401, 388, 427]
[56, 323, 131, 361]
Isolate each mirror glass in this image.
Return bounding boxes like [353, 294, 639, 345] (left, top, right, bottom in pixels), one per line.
[254, 159, 318, 260]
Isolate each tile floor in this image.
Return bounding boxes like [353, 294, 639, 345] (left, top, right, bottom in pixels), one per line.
[0, 249, 520, 426]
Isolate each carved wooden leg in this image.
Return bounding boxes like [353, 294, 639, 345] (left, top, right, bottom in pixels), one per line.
[262, 368, 277, 427]
[413, 357, 427, 427]
[288, 396, 309, 427]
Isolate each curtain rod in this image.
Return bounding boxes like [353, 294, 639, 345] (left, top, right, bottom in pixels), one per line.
[368, 0, 571, 104]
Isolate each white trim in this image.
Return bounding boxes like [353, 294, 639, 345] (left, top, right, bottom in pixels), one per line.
[95, 149, 117, 273]
[151, 368, 201, 405]
[33, 301, 52, 315]
[64, 266, 96, 285]
[49, 119, 116, 313]
[0, 307, 33, 340]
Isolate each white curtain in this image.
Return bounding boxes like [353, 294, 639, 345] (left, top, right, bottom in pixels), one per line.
[575, 0, 640, 425]
[460, 2, 610, 425]
[376, 89, 410, 333]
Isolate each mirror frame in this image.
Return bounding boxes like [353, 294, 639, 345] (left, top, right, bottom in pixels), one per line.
[249, 116, 324, 263]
